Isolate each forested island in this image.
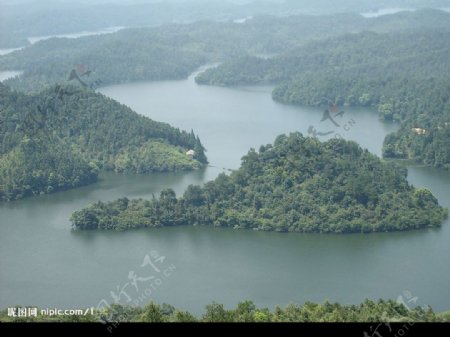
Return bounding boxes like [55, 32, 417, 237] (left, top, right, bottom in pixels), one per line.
[71, 133, 447, 233]
[1, 10, 448, 171]
[2, 1, 450, 329]
[196, 28, 450, 170]
[0, 83, 207, 202]
[1, 299, 449, 323]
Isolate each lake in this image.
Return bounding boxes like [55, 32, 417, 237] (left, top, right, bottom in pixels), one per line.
[0, 70, 449, 315]
[361, 8, 416, 18]
[0, 48, 24, 56]
[27, 26, 124, 45]
[0, 71, 22, 82]
[0, 27, 125, 56]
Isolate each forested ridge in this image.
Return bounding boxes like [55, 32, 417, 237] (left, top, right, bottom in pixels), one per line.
[2, 2, 450, 328]
[0, 83, 207, 201]
[196, 28, 450, 170]
[1, 10, 448, 169]
[1, 299, 449, 322]
[2, 0, 449, 49]
[196, 30, 450, 86]
[71, 133, 447, 233]
[2, 9, 450, 92]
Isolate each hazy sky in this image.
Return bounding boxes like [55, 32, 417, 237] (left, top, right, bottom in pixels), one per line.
[2, 0, 449, 6]
[0, 0, 261, 4]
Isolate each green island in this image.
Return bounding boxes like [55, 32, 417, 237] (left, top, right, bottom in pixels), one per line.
[1, 10, 448, 170]
[0, 83, 207, 202]
[1, 299, 449, 322]
[2, 10, 448, 170]
[71, 133, 447, 233]
[196, 28, 450, 170]
[2, 1, 450, 328]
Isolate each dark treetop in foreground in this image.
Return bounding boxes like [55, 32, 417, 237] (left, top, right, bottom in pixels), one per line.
[1, 299, 449, 323]
[0, 83, 207, 202]
[71, 133, 447, 233]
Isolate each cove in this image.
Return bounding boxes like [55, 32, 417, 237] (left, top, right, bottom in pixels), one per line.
[1, 70, 449, 315]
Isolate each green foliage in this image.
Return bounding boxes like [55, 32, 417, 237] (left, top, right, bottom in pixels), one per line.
[197, 29, 450, 169]
[199, 29, 450, 86]
[114, 141, 201, 174]
[2, 1, 450, 48]
[3, 10, 450, 92]
[2, 10, 449, 170]
[0, 140, 98, 201]
[202, 302, 233, 322]
[0, 32, 207, 93]
[139, 303, 165, 323]
[71, 133, 448, 233]
[0, 83, 207, 201]
[1, 299, 449, 322]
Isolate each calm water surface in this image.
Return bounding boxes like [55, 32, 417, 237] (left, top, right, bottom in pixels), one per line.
[1, 71, 449, 314]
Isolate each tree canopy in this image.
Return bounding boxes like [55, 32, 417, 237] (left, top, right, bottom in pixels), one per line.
[196, 29, 450, 170]
[71, 133, 447, 233]
[2, 9, 450, 93]
[1, 298, 448, 322]
[0, 83, 207, 201]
